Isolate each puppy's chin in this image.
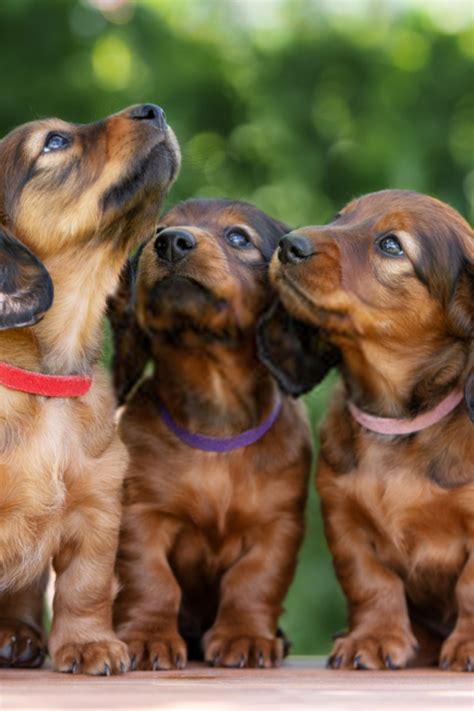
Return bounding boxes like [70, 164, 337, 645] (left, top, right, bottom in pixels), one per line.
[141, 275, 232, 334]
[274, 270, 356, 337]
[274, 272, 321, 326]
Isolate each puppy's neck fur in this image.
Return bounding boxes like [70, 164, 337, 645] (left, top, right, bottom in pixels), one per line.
[340, 334, 469, 418]
[148, 336, 278, 437]
[38, 246, 125, 374]
[0, 244, 126, 376]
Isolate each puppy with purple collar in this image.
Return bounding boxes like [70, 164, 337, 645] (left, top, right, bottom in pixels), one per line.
[108, 198, 312, 670]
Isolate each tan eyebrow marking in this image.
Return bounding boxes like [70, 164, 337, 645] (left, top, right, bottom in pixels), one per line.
[23, 119, 74, 158]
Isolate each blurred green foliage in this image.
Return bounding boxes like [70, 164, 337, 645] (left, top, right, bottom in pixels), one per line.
[1, 0, 472, 654]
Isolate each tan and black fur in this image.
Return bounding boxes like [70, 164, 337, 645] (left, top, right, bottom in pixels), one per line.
[0, 104, 180, 673]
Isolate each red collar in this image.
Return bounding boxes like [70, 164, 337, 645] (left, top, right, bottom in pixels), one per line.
[0, 361, 92, 398]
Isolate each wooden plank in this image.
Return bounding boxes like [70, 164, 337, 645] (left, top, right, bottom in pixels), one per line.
[0, 658, 472, 711]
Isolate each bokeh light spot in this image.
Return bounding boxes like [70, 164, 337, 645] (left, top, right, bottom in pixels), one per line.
[458, 26, 474, 59]
[92, 34, 132, 90]
[388, 30, 430, 71]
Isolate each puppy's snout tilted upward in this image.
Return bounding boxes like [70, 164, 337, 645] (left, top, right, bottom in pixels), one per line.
[278, 234, 314, 264]
[129, 103, 167, 131]
[154, 228, 197, 263]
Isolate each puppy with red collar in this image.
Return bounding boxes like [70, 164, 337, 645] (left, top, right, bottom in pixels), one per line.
[0, 104, 179, 673]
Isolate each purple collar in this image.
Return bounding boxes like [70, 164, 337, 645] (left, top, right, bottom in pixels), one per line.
[158, 396, 282, 453]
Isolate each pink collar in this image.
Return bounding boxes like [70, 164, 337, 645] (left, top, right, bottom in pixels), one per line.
[0, 361, 92, 398]
[348, 389, 464, 435]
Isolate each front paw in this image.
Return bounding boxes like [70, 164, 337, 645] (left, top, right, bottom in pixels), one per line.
[440, 633, 474, 672]
[0, 619, 45, 669]
[204, 629, 285, 668]
[327, 628, 418, 670]
[125, 634, 187, 671]
[53, 639, 129, 675]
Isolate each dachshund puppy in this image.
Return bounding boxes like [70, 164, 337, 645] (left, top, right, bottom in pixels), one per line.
[258, 190, 473, 671]
[0, 105, 180, 673]
[109, 199, 312, 670]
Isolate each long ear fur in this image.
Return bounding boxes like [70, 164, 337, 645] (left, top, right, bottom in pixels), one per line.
[449, 247, 473, 421]
[0, 226, 53, 329]
[465, 368, 474, 422]
[448, 258, 474, 340]
[257, 299, 341, 396]
[107, 246, 150, 405]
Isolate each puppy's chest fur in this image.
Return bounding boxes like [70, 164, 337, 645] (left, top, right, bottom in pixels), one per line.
[321, 410, 473, 608]
[0, 373, 116, 590]
[122, 399, 309, 588]
[157, 448, 281, 576]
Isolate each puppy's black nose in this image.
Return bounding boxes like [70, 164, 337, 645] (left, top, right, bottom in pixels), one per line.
[154, 229, 197, 263]
[130, 103, 167, 131]
[278, 235, 314, 264]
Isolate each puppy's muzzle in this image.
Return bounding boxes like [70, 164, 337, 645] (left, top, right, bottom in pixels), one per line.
[154, 229, 197, 263]
[278, 234, 314, 264]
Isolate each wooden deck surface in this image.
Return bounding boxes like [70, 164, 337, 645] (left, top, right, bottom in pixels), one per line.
[0, 657, 472, 711]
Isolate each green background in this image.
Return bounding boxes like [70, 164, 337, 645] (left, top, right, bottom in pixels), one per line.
[1, 0, 472, 654]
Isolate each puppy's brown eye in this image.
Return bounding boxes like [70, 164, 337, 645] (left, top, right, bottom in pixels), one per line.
[226, 229, 252, 249]
[43, 132, 71, 153]
[378, 234, 404, 257]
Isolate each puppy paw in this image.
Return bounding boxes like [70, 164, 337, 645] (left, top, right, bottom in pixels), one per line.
[0, 619, 45, 669]
[126, 634, 187, 671]
[327, 628, 418, 670]
[53, 639, 129, 675]
[204, 631, 285, 668]
[440, 633, 474, 672]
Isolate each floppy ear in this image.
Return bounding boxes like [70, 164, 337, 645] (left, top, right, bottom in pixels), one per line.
[465, 369, 474, 422]
[448, 248, 473, 422]
[448, 241, 474, 421]
[0, 226, 53, 329]
[107, 247, 151, 405]
[257, 214, 291, 262]
[447, 257, 474, 340]
[256, 299, 341, 397]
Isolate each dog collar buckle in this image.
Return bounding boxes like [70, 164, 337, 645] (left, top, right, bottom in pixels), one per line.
[0, 361, 92, 398]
